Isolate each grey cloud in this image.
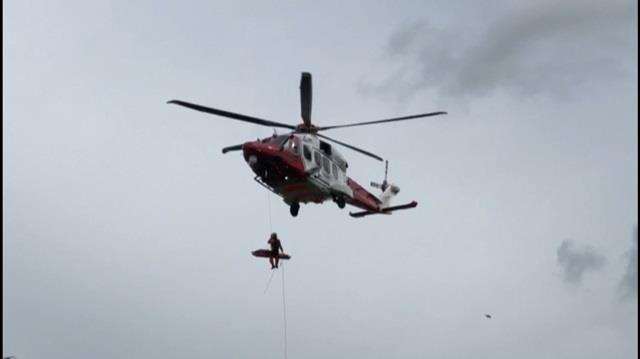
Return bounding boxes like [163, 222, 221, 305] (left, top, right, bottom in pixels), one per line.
[4, 1, 638, 358]
[363, 0, 636, 101]
[386, 21, 431, 58]
[557, 239, 606, 285]
[619, 228, 638, 300]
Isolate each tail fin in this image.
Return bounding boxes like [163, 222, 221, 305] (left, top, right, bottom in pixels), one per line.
[371, 160, 400, 208]
[380, 184, 400, 208]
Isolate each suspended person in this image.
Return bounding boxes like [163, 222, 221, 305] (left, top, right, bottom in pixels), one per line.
[268, 232, 284, 269]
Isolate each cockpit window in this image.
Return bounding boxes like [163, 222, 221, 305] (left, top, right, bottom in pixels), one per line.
[263, 135, 289, 146]
[332, 163, 339, 180]
[314, 151, 322, 166]
[287, 137, 299, 155]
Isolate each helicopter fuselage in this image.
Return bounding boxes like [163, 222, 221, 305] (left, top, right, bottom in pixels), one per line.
[242, 133, 381, 213]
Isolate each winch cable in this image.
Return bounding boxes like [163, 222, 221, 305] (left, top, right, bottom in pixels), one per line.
[263, 190, 289, 359]
[281, 261, 288, 359]
[263, 269, 276, 294]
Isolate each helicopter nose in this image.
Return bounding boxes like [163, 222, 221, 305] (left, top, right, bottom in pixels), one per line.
[242, 141, 260, 158]
[243, 141, 270, 164]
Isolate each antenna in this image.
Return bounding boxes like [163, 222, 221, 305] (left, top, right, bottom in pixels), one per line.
[384, 160, 389, 182]
[381, 160, 389, 192]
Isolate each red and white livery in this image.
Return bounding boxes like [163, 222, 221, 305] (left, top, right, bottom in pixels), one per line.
[168, 72, 445, 217]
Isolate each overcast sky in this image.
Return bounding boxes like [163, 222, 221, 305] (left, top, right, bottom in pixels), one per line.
[3, 1, 638, 358]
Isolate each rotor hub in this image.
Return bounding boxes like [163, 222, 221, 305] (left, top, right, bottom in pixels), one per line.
[294, 123, 318, 133]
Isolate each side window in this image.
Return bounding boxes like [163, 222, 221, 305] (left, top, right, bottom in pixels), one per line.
[314, 151, 322, 166]
[303, 145, 312, 161]
[332, 163, 339, 180]
[322, 156, 331, 174]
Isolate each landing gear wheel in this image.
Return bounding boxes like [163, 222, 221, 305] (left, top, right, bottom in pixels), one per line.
[336, 197, 346, 209]
[290, 202, 300, 217]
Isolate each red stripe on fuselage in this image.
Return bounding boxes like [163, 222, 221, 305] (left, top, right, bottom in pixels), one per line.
[346, 177, 381, 211]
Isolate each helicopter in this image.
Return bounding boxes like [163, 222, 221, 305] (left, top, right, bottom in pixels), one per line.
[167, 72, 446, 217]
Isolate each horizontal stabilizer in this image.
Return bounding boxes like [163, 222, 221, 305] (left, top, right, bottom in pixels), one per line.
[381, 200, 417, 212]
[348, 210, 377, 218]
[349, 201, 418, 218]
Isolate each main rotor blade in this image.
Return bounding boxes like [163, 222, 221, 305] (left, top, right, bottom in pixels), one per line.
[300, 72, 312, 127]
[317, 111, 447, 131]
[221, 144, 244, 154]
[317, 133, 383, 162]
[167, 100, 296, 130]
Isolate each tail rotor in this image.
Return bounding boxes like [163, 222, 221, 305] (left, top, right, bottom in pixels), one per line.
[370, 160, 390, 192]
